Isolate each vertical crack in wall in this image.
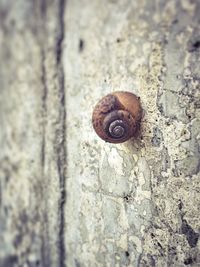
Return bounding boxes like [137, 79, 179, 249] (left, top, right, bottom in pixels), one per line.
[56, 0, 67, 266]
[39, 0, 67, 265]
[39, 0, 52, 265]
[41, 48, 51, 267]
[56, 0, 66, 65]
[41, 49, 47, 169]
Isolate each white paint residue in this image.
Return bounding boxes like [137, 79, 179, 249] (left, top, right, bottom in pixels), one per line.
[128, 169, 136, 182]
[135, 172, 151, 204]
[132, 154, 138, 162]
[118, 234, 128, 251]
[107, 147, 124, 176]
[130, 236, 142, 253]
[140, 225, 146, 235]
[118, 203, 129, 231]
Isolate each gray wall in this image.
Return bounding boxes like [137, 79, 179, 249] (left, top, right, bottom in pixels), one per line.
[0, 0, 200, 266]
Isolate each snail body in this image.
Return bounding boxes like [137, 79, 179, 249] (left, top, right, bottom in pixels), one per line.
[92, 91, 142, 143]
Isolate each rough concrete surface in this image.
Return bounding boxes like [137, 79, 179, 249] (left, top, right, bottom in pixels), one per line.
[0, 0, 200, 267]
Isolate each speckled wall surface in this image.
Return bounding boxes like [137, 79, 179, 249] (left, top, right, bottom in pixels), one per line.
[0, 0, 199, 266]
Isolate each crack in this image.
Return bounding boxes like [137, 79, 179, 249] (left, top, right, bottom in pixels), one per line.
[40, 48, 51, 267]
[57, 71, 67, 267]
[40, 0, 67, 265]
[56, 0, 66, 65]
[56, 0, 67, 266]
[41, 49, 47, 168]
[40, 0, 47, 18]
[39, 1, 51, 264]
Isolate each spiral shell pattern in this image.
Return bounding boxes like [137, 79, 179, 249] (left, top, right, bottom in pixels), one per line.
[92, 91, 142, 143]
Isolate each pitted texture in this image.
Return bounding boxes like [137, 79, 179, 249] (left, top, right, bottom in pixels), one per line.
[0, 0, 199, 266]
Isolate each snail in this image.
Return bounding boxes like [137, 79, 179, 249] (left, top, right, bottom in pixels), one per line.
[92, 91, 142, 143]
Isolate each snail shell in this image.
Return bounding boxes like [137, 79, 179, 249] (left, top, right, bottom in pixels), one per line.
[92, 91, 142, 143]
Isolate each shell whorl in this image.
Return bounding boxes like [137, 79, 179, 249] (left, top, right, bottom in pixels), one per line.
[109, 120, 125, 138]
[92, 91, 142, 143]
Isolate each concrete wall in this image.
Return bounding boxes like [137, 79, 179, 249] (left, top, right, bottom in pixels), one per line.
[0, 0, 199, 266]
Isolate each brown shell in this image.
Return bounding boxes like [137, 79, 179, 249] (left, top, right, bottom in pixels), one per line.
[92, 91, 142, 143]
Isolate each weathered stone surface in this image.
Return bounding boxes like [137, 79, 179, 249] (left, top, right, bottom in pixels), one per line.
[0, 0, 66, 266]
[0, 0, 199, 266]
